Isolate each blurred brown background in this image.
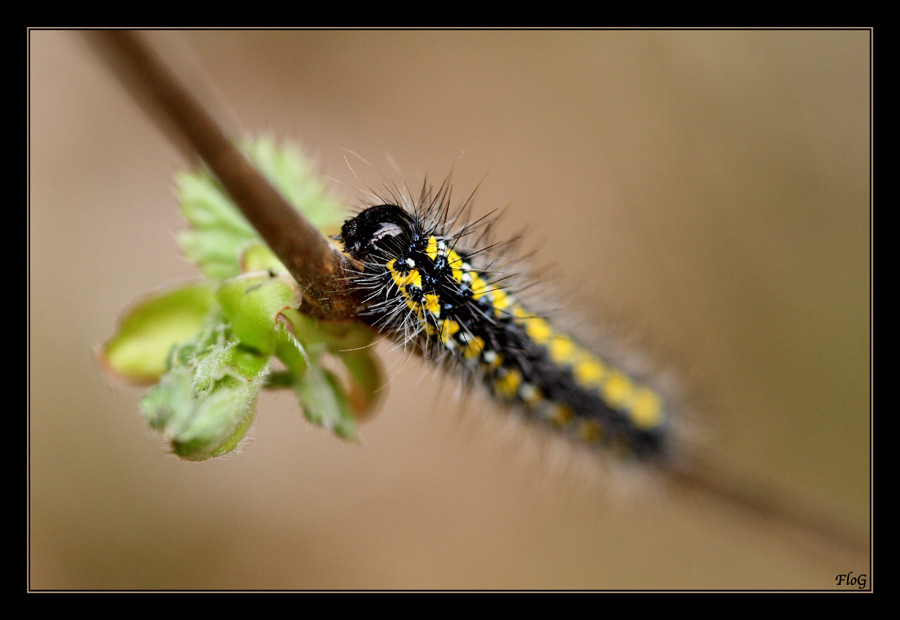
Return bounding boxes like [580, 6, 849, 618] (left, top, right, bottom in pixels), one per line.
[29, 29, 870, 590]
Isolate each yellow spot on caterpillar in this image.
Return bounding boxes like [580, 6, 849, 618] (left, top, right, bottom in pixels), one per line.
[426, 236, 439, 261]
[461, 334, 485, 359]
[470, 274, 489, 300]
[385, 257, 396, 274]
[578, 419, 604, 443]
[603, 371, 634, 408]
[439, 319, 460, 345]
[391, 269, 422, 289]
[404, 296, 437, 323]
[447, 249, 464, 282]
[493, 368, 522, 400]
[511, 305, 552, 344]
[548, 335, 575, 363]
[404, 299, 430, 329]
[491, 288, 511, 317]
[387, 258, 424, 290]
[527, 319, 552, 344]
[629, 388, 664, 430]
[424, 293, 441, 317]
[550, 405, 575, 428]
[574, 355, 606, 387]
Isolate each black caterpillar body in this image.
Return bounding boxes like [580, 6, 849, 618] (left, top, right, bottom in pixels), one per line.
[338, 188, 675, 464]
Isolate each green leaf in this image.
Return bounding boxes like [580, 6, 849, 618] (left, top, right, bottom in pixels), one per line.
[215, 271, 301, 355]
[337, 349, 383, 421]
[294, 364, 358, 441]
[176, 171, 258, 280]
[276, 307, 382, 422]
[240, 137, 346, 233]
[140, 318, 269, 461]
[176, 137, 346, 280]
[240, 241, 287, 274]
[100, 137, 387, 459]
[99, 284, 216, 384]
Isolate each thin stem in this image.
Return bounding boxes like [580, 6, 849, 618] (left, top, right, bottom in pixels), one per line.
[670, 461, 869, 567]
[84, 30, 362, 322]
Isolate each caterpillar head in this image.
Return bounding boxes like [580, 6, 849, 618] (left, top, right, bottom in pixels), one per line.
[338, 204, 418, 261]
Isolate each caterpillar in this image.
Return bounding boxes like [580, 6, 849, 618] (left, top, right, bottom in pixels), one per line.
[337, 179, 682, 467]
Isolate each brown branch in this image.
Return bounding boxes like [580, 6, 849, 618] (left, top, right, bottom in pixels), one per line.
[670, 460, 869, 568]
[84, 30, 362, 321]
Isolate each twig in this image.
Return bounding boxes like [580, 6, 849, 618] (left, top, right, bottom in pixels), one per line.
[671, 462, 869, 567]
[84, 30, 362, 322]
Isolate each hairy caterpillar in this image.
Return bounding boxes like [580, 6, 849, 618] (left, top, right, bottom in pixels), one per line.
[337, 179, 685, 468]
